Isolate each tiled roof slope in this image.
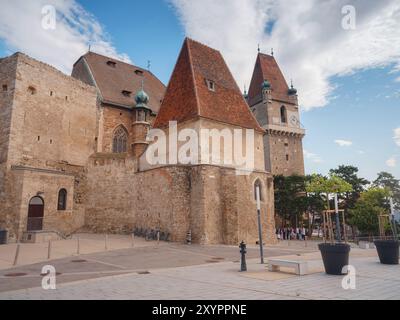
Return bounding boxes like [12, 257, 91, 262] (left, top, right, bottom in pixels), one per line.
[73, 52, 166, 113]
[154, 38, 263, 131]
[248, 53, 292, 106]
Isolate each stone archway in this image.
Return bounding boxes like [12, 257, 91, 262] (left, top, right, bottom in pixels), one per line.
[27, 196, 44, 231]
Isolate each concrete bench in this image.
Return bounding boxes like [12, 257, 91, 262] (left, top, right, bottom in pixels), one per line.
[267, 259, 308, 276]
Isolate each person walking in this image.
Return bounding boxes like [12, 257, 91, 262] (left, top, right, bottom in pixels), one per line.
[301, 227, 306, 240]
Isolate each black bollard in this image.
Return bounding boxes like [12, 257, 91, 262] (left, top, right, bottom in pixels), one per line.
[239, 241, 247, 272]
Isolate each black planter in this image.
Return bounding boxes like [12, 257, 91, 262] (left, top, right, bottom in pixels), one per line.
[374, 240, 399, 265]
[318, 243, 351, 275]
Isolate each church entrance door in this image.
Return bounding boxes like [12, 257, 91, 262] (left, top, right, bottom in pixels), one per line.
[27, 196, 44, 231]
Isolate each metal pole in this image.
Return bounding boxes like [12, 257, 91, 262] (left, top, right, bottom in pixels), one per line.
[105, 234, 108, 250]
[132, 233, 135, 247]
[390, 198, 398, 239]
[256, 185, 264, 264]
[47, 240, 52, 260]
[77, 236, 80, 255]
[334, 194, 342, 242]
[13, 243, 20, 266]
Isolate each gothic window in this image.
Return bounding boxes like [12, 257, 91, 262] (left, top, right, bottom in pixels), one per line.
[280, 106, 287, 124]
[254, 179, 263, 202]
[112, 126, 128, 153]
[58, 189, 67, 211]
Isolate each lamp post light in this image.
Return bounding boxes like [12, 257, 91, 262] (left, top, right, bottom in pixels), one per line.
[256, 185, 264, 264]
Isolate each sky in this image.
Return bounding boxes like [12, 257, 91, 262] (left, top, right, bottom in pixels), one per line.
[0, 0, 399, 181]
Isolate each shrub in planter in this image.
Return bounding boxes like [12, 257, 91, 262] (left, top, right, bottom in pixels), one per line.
[319, 243, 351, 275]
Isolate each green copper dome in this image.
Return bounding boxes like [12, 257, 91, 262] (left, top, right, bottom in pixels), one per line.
[288, 85, 297, 96]
[135, 89, 149, 108]
[262, 80, 271, 89]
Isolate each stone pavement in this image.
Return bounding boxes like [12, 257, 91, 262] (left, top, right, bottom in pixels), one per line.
[0, 233, 161, 270]
[0, 242, 317, 293]
[0, 244, 399, 300]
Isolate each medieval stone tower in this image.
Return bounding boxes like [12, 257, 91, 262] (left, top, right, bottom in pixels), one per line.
[247, 53, 305, 176]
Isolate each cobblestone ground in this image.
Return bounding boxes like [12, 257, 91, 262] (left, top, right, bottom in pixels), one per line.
[0, 256, 399, 300]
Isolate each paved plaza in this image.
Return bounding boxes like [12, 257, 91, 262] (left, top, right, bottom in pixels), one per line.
[0, 238, 398, 300]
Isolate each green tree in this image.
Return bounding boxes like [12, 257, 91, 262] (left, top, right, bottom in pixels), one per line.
[373, 172, 400, 210]
[349, 188, 391, 237]
[306, 174, 353, 210]
[329, 165, 369, 212]
[274, 175, 308, 227]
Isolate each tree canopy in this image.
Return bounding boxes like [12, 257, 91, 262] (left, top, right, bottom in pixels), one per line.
[329, 165, 369, 213]
[373, 172, 400, 210]
[349, 188, 391, 236]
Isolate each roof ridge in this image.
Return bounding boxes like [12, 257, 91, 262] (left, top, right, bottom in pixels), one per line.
[185, 37, 217, 52]
[185, 38, 202, 117]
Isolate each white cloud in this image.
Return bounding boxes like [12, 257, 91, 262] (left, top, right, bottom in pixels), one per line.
[334, 139, 353, 147]
[304, 150, 322, 163]
[170, 0, 400, 110]
[394, 128, 400, 146]
[386, 156, 397, 168]
[0, 0, 131, 74]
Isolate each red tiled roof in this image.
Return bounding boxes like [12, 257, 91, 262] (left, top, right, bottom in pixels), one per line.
[73, 52, 166, 113]
[247, 53, 291, 106]
[154, 38, 263, 131]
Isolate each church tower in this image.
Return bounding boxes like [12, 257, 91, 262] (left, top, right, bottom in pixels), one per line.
[247, 52, 305, 176]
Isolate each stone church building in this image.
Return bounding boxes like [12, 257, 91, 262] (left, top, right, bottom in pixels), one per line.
[0, 38, 304, 244]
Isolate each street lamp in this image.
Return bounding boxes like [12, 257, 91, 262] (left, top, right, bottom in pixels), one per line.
[256, 185, 264, 264]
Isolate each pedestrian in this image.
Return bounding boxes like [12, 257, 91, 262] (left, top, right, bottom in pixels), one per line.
[301, 227, 306, 240]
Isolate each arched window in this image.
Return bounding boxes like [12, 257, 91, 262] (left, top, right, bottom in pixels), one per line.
[280, 105, 287, 124]
[58, 189, 67, 211]
[112, 126, 128, 153]
[254, 179, 263, 202]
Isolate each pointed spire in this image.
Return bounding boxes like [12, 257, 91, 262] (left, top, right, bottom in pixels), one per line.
[154, 38, 263, 131]
[147, 60, 151, 71]
[257, 44, 260, 53]
[288, 78, 298, 95]
[271, 48, 274, 56]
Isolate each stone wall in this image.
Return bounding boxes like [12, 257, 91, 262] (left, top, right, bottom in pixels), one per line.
[0, 55, 17, 230]
[85, 153, 136, 233]
[9, 165, 86, 238]
[268, 133, 305, 176]
[85, 160, 276, 245]
[189, 165, 276, 245]
[0, 53, 98, 239]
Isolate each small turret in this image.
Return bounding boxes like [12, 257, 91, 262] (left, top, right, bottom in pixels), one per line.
[288, 80, 297, 96]
[288, 80, 298, 105]
[132, 86, 152, 158]
[262, 80, 272, 101]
